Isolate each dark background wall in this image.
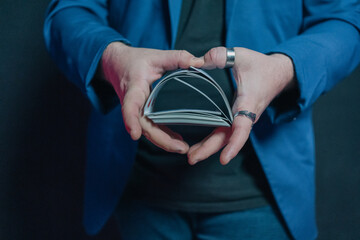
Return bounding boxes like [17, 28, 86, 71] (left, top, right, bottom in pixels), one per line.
[0, 0, 359, 239]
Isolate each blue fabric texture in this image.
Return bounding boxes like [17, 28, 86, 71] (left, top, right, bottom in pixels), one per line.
[115, 201, 292, 240]
[43, 0, 360, 239]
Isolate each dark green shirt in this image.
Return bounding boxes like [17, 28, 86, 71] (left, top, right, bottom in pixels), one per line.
[122, 0, 273, 212]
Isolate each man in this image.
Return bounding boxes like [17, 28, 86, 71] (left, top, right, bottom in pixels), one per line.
[44, 0, 360, 239]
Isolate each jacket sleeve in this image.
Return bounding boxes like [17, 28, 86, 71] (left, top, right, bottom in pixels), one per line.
[266, 0, 360, 123]
[43, 0, 130, 113]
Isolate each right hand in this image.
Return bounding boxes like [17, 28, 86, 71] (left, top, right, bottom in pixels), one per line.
[101, 42, 204, 154]
[187, 47, 295, 165]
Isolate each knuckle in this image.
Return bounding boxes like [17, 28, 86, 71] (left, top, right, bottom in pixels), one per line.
[208, 48, 218, 62]
[177, 50, 193, 68]
[121, 101, 130, 113]
[178, 50, 191, 59]
[121, 103, 137, 121]
[142, 129, 151, 140]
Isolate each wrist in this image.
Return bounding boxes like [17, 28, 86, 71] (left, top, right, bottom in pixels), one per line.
[269, 53, 296, 92]
[101, 41, 130, 88]
[103, 41, 129, 61]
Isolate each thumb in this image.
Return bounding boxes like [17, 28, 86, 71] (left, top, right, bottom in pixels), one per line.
[203, 47, 227, 69]
[158, 50, 204, 71]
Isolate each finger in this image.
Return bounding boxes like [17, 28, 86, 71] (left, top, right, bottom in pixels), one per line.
[219, 116, 252, 165]
[187, 141, 202, 157]
[156, 50, 204, 72]
[187, 127, 230, 165]
[121, 82, 149, 140]
[140, 117, 189, 154]
[203, 47, 227, 69]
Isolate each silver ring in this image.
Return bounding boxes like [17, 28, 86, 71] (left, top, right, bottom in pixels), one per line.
[233, 110, 256, 124]
[225, 48, 235, 68]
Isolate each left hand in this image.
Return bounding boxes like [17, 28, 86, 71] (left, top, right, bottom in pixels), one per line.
[187, 47, 296, 165]
[101, 42, 204, 154]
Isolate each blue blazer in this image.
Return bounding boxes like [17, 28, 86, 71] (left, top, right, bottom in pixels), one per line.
[44, 1, 360, 239]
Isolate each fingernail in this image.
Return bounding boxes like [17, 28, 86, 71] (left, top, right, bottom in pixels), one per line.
[176, 145, 188, 154]
[177, 148, 186, 154]
[221, 160, 228, 166]
[130, 129, 141, 140]
[190, 159, 199, 165]
[221, 156, 231, 165]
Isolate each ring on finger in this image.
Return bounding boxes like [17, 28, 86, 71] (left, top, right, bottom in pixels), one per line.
[225, 48, 235, 68]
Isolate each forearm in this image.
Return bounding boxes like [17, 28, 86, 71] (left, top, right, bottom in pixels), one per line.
[44, 4, 129, 112]
[271, 21, 360, 110]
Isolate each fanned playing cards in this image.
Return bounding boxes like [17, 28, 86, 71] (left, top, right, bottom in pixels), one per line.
[144, 67, 234, 127]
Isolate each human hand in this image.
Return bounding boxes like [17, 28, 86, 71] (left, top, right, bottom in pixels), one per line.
[101, 42, 204, 153]
[187, 47, 295, 165]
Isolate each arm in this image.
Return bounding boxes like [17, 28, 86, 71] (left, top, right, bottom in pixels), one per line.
[44, 1, 204, 153]
[44, 1, 129, 112]
[188, 48, 296, 165]
[188, 0, 360, 164]
[267, 0, 360, 122]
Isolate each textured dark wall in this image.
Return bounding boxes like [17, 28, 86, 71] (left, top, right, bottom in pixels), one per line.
[0, 0, 359, 239]
[0, 0, 118, 239]
[313, 65, 360, 240]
